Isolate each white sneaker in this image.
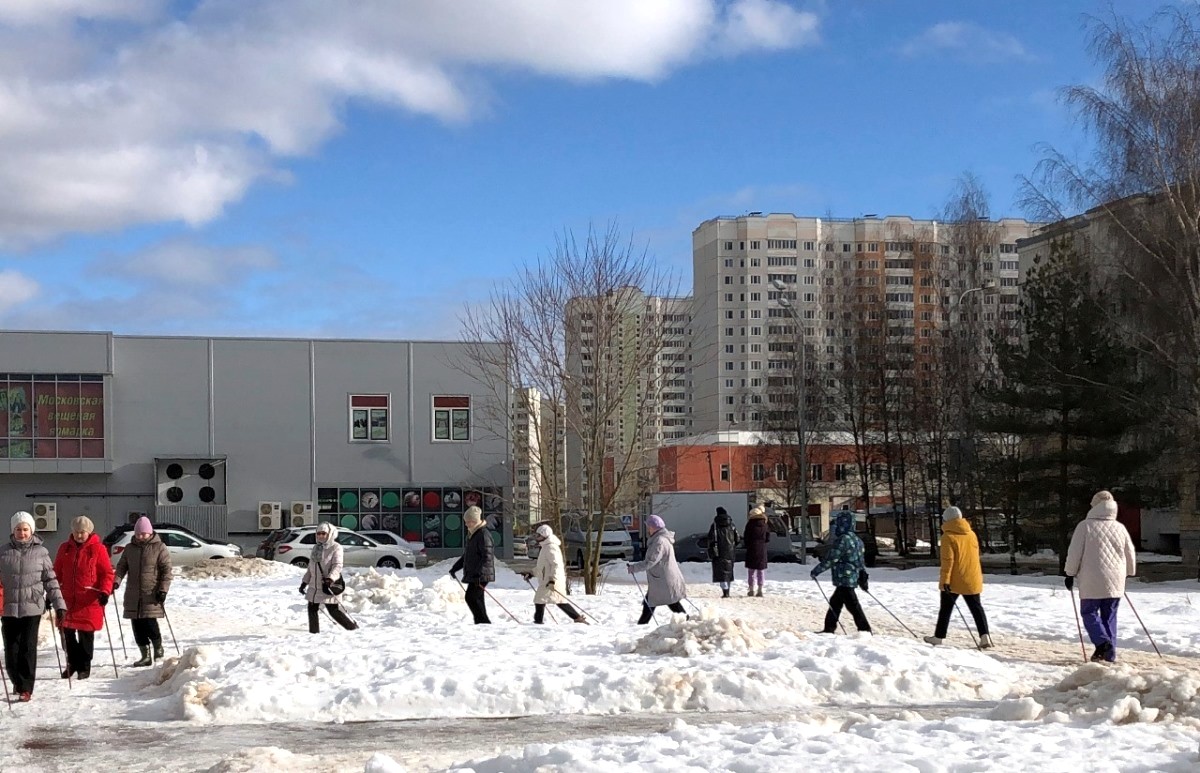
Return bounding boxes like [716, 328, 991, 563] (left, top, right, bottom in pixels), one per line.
[923, 635, 943, 646]
[979, 634, 994, 649]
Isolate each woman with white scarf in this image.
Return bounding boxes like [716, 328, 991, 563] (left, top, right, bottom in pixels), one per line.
[299, 522, 358, 633]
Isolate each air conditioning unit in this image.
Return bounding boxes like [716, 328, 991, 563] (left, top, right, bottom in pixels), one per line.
[289, 501, 316, 527]
[258, 501, 282, 531]
[33, 502, 58, 532]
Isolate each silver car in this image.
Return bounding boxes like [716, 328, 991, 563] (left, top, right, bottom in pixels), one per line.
[270, 526, 415, 569]
[359, 530, 429, 568]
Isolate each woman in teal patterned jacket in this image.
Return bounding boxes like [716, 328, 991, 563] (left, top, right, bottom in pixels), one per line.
[810, 510, 872, 634]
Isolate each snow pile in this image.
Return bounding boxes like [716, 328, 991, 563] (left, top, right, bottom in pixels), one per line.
[1033, 663, 1200, 725]
[629, 613, 770, 657]
[135, 645, 223, 722]
[205, 746, 316, 772]
[181, 558, 297, 580]
[364, 753, 407, 773]
[989, 696, 1044, 721]
[338, 569, 462, 614]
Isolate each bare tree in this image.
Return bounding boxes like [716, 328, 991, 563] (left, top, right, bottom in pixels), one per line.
[460, 223, 679, 593]
[1021, 6, 1200, 573]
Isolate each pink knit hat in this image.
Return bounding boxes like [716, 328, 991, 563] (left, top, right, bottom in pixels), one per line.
[134, 516, 153, 535]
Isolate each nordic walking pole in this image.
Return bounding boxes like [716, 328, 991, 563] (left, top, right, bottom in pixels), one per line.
[162, 607, 180, 655]
[955, 603, 981, 650]
[812, 577, 847, 635]
[631, 573, 656, 624]
[107, 591, 127, 657]
[1069, 587, 1088, 663]
[481, 586, 522, 624]
[48, 612, 71, 689]
[103, 611, 119, 678]
[0, 660, 12, 709]
[550, 587, 602, 625]
[1124, 593, 1162, 658]
[522, 577, 557, 624]
[863, 590, 919, 638]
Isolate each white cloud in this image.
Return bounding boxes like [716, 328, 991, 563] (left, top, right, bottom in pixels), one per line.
[106, 239, 278, 286]
[0, 0, 820, 245]
[899, 21, 1033, 64]
[0, 269, 40, 313]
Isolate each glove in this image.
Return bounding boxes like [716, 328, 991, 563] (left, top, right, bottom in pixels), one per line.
[1064, 576, 1074, 591]
[546, 580, 555, 588]
[449, 570, 458, 581]
[112, 582, 120, 592]
[810, 567, 820, 580]
[857, 571, 869, 592]
[322, 580, 332, 595]
[299, 583, 307, 595]
[519, 572, 532, 581]
[941, 584, 952, 593]
[55, 609, 65, 624]
[626, 564, 635, 575]
[98, 593, 109, 607]
[156, 590, 167, 604]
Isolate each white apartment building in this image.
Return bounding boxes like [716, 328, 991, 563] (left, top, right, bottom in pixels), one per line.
[691, 213, 1039, 433]
[511, 386, 566, 527]
[564, 288, 692, 510]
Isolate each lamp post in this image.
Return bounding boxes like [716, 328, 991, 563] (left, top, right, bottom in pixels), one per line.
[949, 279, 999, 555]
[772, 279, 808, 563]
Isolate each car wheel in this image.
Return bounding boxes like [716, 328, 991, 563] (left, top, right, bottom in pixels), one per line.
[377, 557, 401, 569]
[209, 556, 223, 560]
[291, 558, 309, 568]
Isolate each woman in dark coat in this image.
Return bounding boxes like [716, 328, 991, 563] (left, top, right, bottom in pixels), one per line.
[449, 506, 494, 624]
[707, 508, 740, 598]
[742, 505, 770, 597]
[113, 517, 171, 666]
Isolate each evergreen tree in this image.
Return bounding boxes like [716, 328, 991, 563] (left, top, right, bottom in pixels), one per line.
[977, 239, 1159, 570]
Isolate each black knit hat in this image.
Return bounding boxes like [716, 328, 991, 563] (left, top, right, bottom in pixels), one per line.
[716, 507, 727, 516]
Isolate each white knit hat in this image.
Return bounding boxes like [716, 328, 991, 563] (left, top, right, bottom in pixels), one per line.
[1091, 490, 1114, 507]
[535, 524, 553, 540]
[941, 506, 963, 522]
[464, 506, 483, 524]
[10, 511, 35, 533]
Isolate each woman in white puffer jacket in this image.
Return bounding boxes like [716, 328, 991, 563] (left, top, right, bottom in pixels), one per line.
[526, 525, 588, 624]
[1064, 490, 1137, 663]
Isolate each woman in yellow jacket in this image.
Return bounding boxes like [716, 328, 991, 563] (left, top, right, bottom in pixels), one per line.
[924, 507, 993, 648]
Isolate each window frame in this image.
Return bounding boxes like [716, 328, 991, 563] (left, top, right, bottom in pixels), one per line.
[349, 394, 391, 443]
[432, 395, 472, 442]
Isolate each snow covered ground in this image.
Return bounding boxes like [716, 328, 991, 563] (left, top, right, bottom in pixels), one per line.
[0, 557, 1198, 771]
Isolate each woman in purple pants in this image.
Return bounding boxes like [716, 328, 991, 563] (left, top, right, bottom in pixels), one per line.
[1064, 490, 1137, 663]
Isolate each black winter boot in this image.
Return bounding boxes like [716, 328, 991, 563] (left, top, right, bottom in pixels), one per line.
[132, 646, 152, 667]
[153, 639, 165, 660]
[722, 588, 730, 598]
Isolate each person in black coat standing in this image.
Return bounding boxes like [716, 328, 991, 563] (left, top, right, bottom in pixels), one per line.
[742, 505, 770, 597]
[707, 508, 740, 598]
[450, 506, 495, 624]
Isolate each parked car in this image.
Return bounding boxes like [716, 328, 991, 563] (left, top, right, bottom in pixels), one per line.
[109, 527, 242, 567]
[675, 532, 806, 564]
[525, 515, 633, 567]
[359, 530, 429, 567]
[255, 528, 291, 560]
[270, 526, 415, 569]
[103, 522, 212, 555]
[814, 513, 879, 568]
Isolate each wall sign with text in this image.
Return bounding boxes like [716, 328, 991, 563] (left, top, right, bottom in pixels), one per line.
[0, 374, 105, 459]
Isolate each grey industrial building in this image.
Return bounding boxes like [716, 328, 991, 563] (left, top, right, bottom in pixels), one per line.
[0, 331, 510, 559]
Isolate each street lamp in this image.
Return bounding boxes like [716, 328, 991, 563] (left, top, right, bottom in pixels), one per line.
[771, 278, 808, 563]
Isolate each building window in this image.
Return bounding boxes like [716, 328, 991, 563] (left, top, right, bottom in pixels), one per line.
[752, 463, 767, 482]
[835, 463, 849, 481]
[810, 464, 823, 482]
[432, 395, 471, 441]
[720, 464, 730, 481]
[350, 394, 390, 442]
[775, 463, 788, 481]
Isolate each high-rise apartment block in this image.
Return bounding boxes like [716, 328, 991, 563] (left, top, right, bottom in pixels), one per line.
[690, 214, 1039, 433]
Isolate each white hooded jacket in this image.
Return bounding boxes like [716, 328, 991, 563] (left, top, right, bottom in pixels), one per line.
[1064, 495, 1136, 600]
[533, 533, 567, 605]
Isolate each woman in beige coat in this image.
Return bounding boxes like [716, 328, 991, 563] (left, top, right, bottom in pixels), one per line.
[526, 524, 587, 624]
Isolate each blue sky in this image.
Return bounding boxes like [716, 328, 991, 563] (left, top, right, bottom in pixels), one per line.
[0, 0, 1168, 339]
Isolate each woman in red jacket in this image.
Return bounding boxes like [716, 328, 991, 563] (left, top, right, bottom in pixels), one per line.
[52, 516, 114, 679]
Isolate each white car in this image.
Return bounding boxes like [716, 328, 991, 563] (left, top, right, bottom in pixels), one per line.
[110, 528, 242, 567]
[271, 526, 415, 569]
[359, 530, 429, 568]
